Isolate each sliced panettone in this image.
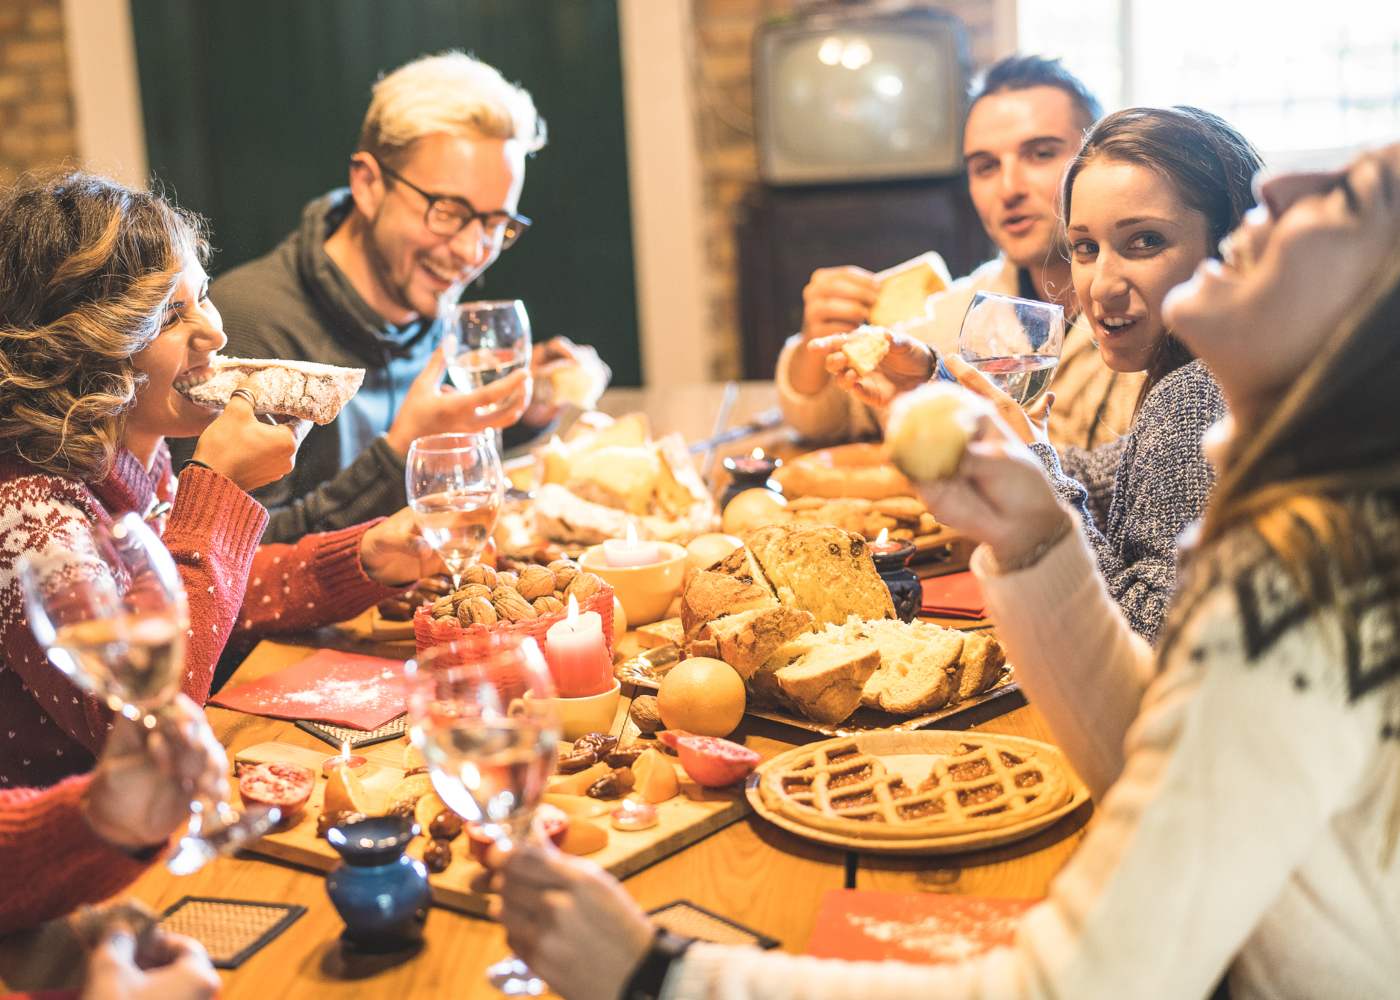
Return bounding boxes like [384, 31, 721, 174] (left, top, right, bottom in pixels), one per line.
[956, 631, 1007, 700]
[753, 631, 881, 725]
[743, 523, 895, 624]
[858, 619, 964, 715]
[680, 570, 777, 639]
[699, 606, 815, 680]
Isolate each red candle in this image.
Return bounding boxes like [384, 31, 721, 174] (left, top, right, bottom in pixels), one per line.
[544, 596, 613, 697]
[869, 527, 902, 556]
[322, 739, 368, 775]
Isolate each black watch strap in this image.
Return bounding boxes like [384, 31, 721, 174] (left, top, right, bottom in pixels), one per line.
[622, 928, 695, 1000]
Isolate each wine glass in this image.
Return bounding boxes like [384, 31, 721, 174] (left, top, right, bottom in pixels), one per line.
[18, 512, 279, 875]
[443, 299, 532, 451]
[405, 432, 505, 589]
[957, 290, 1066, 407]
[404, 635, 561, 996]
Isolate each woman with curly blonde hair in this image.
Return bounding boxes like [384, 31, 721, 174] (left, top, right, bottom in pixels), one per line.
[0, 173, 431, 789]
[498, 144, 1400, 1000]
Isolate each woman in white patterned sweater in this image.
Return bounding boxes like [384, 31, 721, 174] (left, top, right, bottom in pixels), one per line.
[497, 145, 1400, 999]
[826, 108, 1261, 642]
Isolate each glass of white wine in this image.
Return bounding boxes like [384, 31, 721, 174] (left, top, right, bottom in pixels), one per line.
[404, 635, 561, 996]
[18, 511, 278, 875]
[957, 290, 1066, 407]
[444, 299, 532, 449]
[405, 432, 505, 588]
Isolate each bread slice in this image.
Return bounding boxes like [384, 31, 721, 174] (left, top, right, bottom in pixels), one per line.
[176, 357, 364, 425]
[858, 619, 963, 715]
[843, 325, 890, 375]
[956, 631, 1007, 699]
[744, 523, 895, 625]
[870, 251, 952, 328]
[701, 606, 814, 680]
[762, 635, 881, 725]
[680, 570, 777, 639]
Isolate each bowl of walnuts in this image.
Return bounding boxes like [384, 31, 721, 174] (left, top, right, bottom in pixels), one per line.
[412, 559, 615, 662]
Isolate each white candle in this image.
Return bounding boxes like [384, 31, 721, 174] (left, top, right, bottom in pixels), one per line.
[602, 523, 661, 568]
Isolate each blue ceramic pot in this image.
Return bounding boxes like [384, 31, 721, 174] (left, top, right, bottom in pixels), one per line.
[326, 816, 430, 951]
[873, 541, 920, 623]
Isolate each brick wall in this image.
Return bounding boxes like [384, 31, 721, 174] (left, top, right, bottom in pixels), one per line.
[691, 0, 1001, 378]
[0, 0, 75, 184]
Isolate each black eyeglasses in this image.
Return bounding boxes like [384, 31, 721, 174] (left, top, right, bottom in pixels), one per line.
[377, 163, 531, 250]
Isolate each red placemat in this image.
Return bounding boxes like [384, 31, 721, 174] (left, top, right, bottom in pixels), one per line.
[209, 650, 405, 730]
[806, 889, 1035, 964]
[920, 570, 986, 619]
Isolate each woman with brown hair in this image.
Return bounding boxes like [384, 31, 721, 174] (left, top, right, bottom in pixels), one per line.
[828, 107, 1261, 642]
[0, 173, 431, 790]
[496, 143, 1400, 999]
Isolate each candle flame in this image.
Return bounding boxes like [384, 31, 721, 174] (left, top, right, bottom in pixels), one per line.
[751, 447, 764, 460]
[625, 522, 639, 545]
[566, 593, 579, 622]
[875, 527, 889, 547]
[340, 738, 351, 759]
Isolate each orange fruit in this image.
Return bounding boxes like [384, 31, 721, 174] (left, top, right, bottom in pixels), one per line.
[322, 763, 377, 817]
[657, 656, 746, 737]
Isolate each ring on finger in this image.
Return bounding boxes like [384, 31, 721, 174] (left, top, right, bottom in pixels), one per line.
[229, 387, 258, 410]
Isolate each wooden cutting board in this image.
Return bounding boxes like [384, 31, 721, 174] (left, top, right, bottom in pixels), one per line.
[234, 740, 749, 917]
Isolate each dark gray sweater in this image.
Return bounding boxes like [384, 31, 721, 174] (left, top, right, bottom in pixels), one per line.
[1031, 359, 1226, 644]
[171, 190, 438, 543]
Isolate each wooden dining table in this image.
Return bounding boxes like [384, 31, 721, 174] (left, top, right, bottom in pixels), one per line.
[0, 382, 1091, 998]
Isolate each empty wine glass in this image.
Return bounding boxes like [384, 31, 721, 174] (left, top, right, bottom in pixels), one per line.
[18, 511, 279, 875]
[404, 635, 561, 996]
[443, 299, 532, 450]
[957, 290, 1066, 407]
[405, 432, 505, 588]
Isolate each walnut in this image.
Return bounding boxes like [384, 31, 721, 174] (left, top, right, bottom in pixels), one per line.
[517, 566, 557, 600]
[533, 595, 565, 616]
[629, 696, 663, 733]
[463, 596, 498, 626]
[430, 594, 458, 619]
[462, 564, 498, 589]
[550, 561, 579, 591]
[495, 571, 519, 590]
[492, 587, 537, 622]
[565, 572, 602, 602]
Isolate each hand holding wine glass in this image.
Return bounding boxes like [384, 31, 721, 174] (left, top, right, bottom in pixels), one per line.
[19, 513, 279, 874]
[405, 433, 505, 588]
[404, 636, 561, 995]
[444, 299, 534, 448]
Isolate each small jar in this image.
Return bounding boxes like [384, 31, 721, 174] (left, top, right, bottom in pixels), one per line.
[719, 453, 783, 511]
[871, 539, 920, 623]
[326, 816, 431, 952]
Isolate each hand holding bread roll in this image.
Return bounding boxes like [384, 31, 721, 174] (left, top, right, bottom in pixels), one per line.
[890, 385, 1072, 571]
[816, 329, 938, 409]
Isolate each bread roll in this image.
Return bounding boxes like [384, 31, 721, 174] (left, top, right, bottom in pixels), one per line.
[870, 252, 952, 328]
[842, 326, 890, 375]
[885, 383, 989, 483]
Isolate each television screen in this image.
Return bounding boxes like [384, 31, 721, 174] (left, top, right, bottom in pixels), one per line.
[754, 7, 969, 185]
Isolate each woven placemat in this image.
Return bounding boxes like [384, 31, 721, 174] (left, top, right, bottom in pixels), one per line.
[159, 897, 305, 969]
[648, 901, 778, 949]
[295, 713, 408, 749]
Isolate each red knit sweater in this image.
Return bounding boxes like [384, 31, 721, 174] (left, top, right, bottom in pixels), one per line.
[0, 446, 396, 789]
[0, 774, 153, 937]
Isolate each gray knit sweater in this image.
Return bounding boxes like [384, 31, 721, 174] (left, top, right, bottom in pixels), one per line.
[1030, 359, 1226, 642]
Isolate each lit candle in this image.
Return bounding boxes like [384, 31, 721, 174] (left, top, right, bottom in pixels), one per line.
[544, 595, 614, 697]
[870, 528, 902, 555]
[602, 523, 662, 568]
[724, 447, 780, 479]
[322, 739, 367, 775]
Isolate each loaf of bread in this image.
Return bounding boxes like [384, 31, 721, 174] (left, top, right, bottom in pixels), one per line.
[751, 630, 881, 725]
[955, 631, 1007, 700]
[680, 569, 777, 640]
[856, 618, 964, 714]
[176, 357, 364, 425]
[742, 523, 895, 625]
[697, 606, 815, 680]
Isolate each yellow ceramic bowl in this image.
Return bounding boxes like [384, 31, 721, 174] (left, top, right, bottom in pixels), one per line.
[579, 541, 687, 626]
[527, 679, 622, 741]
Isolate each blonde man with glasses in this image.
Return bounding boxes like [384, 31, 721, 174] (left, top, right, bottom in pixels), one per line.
[190, 52, 573, 543]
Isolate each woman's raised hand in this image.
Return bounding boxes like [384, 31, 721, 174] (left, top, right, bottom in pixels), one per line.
[817, 330, 937, 408]
[188, 387, 309, 492]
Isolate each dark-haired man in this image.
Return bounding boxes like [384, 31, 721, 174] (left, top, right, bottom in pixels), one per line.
[779, 55, 1143, 449]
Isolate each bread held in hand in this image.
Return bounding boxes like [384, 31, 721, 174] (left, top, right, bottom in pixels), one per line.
[176, 356, 365, 425]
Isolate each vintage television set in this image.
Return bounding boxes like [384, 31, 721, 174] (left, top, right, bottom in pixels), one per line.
[753, 4, 970, 185]
[738, 4, 987, 378]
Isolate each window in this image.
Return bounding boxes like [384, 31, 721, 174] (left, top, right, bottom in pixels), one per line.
[1018, 0, 1400, 164]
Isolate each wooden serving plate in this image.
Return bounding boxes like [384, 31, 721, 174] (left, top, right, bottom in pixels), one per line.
[744, 730, 1090, 855]
[234, 740, 749, 917]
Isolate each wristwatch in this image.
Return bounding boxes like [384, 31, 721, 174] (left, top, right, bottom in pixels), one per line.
[622, 928, 695, 1000]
